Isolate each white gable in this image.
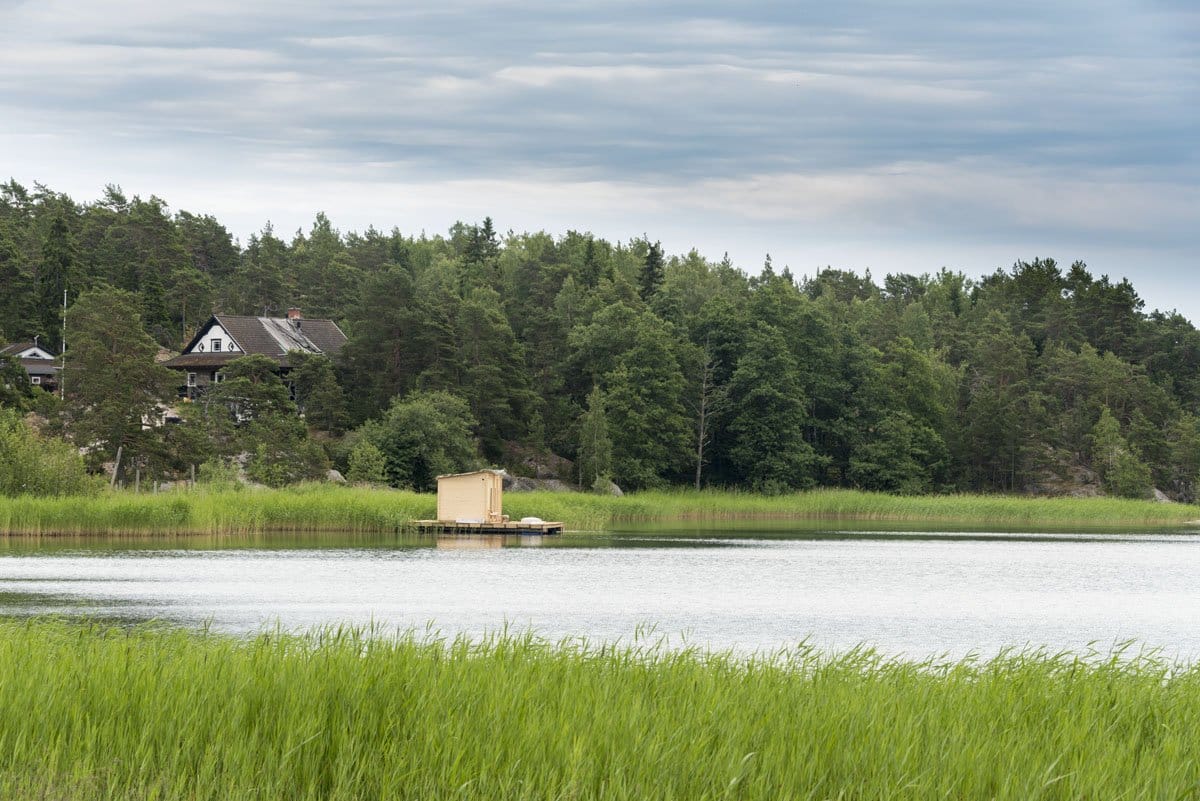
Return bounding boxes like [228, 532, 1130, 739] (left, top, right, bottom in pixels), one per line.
[16, 345, 55, 360]
[187, 320, 242, 355]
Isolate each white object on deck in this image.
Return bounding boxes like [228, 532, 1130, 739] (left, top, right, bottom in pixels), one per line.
[520, 517, 544, 524]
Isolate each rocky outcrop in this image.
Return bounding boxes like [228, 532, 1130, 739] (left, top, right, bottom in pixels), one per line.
[503, 476, 572, 493]
[502, 475, 624, 496]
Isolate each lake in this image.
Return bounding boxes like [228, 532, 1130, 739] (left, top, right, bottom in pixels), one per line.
[2, 524, 1200, 659]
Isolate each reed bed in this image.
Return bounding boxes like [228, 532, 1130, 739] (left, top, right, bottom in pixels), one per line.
[0, 619, 1197, 800]
[1, 484, 1198, 536]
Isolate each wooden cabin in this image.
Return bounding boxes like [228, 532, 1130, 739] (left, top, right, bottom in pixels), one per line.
[414, 469, 563, 535]
[436, 469, 506, 524]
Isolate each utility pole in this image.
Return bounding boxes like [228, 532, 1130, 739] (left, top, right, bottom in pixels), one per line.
[60, 289, 67, 400]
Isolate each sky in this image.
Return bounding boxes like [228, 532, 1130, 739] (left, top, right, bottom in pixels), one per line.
[2, 0, 1198, 318]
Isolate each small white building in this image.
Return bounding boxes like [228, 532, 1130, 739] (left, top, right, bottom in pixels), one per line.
[0, 341, 60, 391]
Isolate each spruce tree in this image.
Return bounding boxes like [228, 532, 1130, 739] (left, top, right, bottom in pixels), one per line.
[638, 239, 664, 301]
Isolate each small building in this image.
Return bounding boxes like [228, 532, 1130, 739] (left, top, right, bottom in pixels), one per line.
[437, 469, 506, 524]
[416, 469, 563, 535]
[0, 341, 60, 392]
[160, 308, 347, 398]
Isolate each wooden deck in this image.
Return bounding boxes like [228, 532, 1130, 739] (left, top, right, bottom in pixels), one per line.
[413, 520, 564, 536]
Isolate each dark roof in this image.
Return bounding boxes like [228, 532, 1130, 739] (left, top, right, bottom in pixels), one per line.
[20, 358, 60, 375]
[179, 314, 347, 360]
[2, 342, 43, 357]
[289, 319, 348, 355]
[160, 353, 242, 369]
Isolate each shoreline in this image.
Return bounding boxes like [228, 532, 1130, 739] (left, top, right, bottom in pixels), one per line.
[2, 484, 1198, 536]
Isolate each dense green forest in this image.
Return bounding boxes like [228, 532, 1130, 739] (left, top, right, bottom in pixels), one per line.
[3, 179, 1200, 499]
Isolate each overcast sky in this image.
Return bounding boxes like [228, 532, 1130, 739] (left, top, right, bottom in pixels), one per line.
[2, 1, 1197, 318]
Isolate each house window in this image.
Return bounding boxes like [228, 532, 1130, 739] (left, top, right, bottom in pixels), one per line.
[187, 373, 197, 387]
[214, 372, 225, 383]
[211, 338, 222, 352]
[30, 376, 41, 385]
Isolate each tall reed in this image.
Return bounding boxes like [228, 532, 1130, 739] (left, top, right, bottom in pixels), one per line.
[1, 484, 1197, 536]
[0, 620, 1198, 800]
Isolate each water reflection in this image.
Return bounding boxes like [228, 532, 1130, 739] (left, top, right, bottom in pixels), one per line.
[3, 526, 1200, 659]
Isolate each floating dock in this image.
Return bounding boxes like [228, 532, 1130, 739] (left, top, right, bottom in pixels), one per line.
[423, 469, 563, 536]
[413, 520, 563, 536]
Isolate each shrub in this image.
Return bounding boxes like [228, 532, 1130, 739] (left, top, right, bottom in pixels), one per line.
[346, 440, 387, 484]
[0, 409, 97, 496]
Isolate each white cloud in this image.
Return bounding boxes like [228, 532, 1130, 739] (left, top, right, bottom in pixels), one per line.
[1, 0, 1197, 316]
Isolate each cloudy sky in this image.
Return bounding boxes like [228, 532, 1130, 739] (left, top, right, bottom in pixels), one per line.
[2, 1, 1198, 317]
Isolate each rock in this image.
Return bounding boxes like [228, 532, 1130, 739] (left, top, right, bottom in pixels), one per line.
[596, 479, 623, 497]
[504, 476, 573, 493]
[503, 475, 624, 496]
[1152, 488, 1173, 503]
[327, 469, 347, 484]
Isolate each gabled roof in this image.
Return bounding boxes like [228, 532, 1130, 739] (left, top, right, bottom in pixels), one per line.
[169, 314, 348, 367]
[1, 342, 55, 360]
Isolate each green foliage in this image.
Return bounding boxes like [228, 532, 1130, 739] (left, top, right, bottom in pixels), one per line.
[7, 621, 1200, 799]
[1166, 414, 1200, 502]
[63, 286, 177, 471]
[637, 238, 664, 300]
[1090, 407, 1152, 499]
[7, 179, 1200, 499]
[1, 485, 1199, 538]
[0, 409, 96, 497]
[725, 322, 824, 493]
[199, 355, 328, 486]
[850, 411, 948, 494]
[196, 457, 242, 491]
[345, 440, 387, 484]
[0, 355, 32, 410]
[287, 351, 347, 434]
[245, 438, 328, 488]
[355, 390, 479, 491]
[577, 385, 612, 490]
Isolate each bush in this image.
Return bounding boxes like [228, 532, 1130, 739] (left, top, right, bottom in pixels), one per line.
[346, 440, 387, 484]
[196, 458, 243, 491]
[0, 409, 97, 497]
[355, 390, 478, 491]
[245, 438, 329, 488]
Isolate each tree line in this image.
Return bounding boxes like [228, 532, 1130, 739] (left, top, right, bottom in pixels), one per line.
[3, 179, 1200, 499]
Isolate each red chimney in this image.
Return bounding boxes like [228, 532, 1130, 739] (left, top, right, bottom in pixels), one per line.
[287, 308, 302, 321]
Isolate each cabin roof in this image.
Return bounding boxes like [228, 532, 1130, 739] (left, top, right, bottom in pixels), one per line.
[436, 469, 508, 480]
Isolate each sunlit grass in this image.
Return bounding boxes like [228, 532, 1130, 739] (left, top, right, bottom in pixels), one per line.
[1, 484, 1197, 536]
[1, 619, 1198, 800]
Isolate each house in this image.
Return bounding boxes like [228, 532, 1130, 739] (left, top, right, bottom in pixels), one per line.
[0, 341, 61, 392]
[161, 308, 347, 398]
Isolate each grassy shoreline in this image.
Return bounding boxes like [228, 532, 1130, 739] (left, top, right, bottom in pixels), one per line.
[1, 484, 1198, 536]
[1, 620, 1198, 800]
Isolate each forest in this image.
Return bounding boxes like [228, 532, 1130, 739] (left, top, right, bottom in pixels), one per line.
[3, 179, 1200, 500]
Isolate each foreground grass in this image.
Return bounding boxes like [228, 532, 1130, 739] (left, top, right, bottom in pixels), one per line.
[1, 484, 1199, 535]
[0, 620, 1198, 800]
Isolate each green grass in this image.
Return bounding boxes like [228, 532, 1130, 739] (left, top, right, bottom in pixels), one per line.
[1, 484, 1199, 536]
[1, 619, 1198, 800]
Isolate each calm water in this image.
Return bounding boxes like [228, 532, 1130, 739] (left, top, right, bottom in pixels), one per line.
[2, 524, 1200, 659]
